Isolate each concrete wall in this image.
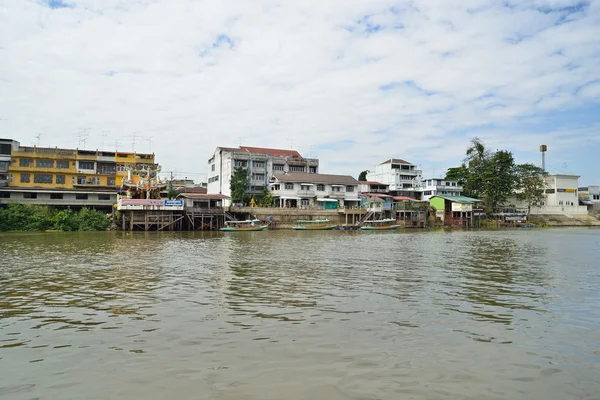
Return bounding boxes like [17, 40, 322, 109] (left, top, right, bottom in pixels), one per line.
[0, 190, 116, 207]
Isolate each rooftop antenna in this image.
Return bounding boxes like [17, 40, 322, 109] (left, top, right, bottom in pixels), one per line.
[146, 136, 154, 153]
[308, 145, 316, 158]
[540, 145, 547, 171]
[35, 133, 41, 146]
[288, 138, 294, 149]
[114, 139, 122, 152]
[131, 132, 139, 152]
[238, 137, 245, 147]
[101, 131, 110, 150]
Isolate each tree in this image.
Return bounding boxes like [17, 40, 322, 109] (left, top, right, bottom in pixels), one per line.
[230, 166, 249, 203]
[358, 170, 369, 181]
[259, 187, 273, 207]
[515, 163, 547, 216]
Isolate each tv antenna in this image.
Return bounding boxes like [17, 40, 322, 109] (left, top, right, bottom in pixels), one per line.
[35, 133, 41, 146]
[131, 132, 139, 152]
[238, 137, 245, 147]
[114, 139, 122, 152]
[146, 136, 154, 153]
[308, 145, 316, 158]
[101, 131, 110, 150]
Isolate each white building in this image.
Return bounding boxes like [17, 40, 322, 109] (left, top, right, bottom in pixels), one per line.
[504, 174, 588, 215]
[419, 178, 463, 202]
[358, 181, 390, 194]
[269, 172, 360, 208]
[207, 146, 319, 197]
[366, 158, 422, 196]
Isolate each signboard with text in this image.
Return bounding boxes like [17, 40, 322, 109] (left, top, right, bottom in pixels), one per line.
[451, 203, 472, 212]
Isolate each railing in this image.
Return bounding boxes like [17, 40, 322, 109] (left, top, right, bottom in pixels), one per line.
[298, 190, 315, 196]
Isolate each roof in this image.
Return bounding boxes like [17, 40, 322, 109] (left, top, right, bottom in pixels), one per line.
[176, 186, 207, 194]
[240, 146, 302, 158]
[393, 196, 416, 201]
[177, 193, 230, 199]
[379, 158, 412, 165]
[360, 193, 392, 198]
[365, 196, 385, 202]
[359, 181, 388, 185]
[272, 172, 359, 185]
[431, 195, 482, 203]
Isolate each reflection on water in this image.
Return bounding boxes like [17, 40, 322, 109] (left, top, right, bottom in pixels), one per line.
[1, 229, 600, 399]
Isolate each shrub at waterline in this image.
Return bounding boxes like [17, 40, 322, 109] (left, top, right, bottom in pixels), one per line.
[0, 204, 110, 231]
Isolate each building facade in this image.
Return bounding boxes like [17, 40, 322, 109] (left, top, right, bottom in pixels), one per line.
[0, 139, 155, 209]
[207, 146, 319, 197]
[418, 178, 463, 202]
[579, 185, 600, 206]
[366, 158, 422, 195]
[269, 172, 359, 209]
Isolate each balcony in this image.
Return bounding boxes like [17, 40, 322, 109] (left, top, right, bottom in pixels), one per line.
[298, 190, 315, 196]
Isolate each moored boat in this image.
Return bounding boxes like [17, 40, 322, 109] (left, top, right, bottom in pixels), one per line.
[293, 219, 337, 230]
[359, 218, 400, 230]
[220, 219, 268, 231]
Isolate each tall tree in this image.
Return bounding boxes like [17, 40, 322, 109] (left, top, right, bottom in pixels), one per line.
[515, 163, 547, 216]
[358, 170, 369, 181]
[230, 166, 249, 203]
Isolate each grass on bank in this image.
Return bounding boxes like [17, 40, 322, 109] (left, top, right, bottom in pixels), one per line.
[0, 203, 110, 232]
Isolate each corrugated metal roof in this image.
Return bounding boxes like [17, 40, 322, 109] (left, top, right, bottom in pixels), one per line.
[273, 173, 358, 185]
[240, 146, 302, 158]
[431, 195, 482, 203]
[392, 196, 416, 201]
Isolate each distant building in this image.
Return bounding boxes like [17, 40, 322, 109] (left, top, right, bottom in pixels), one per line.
[418, 178, 463, 202]
[269, 172, 359, 209]
[579, 185, 600, 207]
[366, 158, 422, 196]
[207, 146, 319, 198]
[0, 138, 155, 209]
[358, 181, 390, 194]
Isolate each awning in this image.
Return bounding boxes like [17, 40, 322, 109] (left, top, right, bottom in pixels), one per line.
[279, 196, 301, 200]
[331, 184, 345, 188]
[317, 198, 338, 202]
[300, 183, 314, 186]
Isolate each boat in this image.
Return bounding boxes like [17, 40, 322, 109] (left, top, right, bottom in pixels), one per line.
[220, 219, 268, 231]
[293, 219, 337, 230]
[359, 218, 400, 230]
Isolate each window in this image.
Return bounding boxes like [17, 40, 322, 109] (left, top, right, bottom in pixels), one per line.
[0, 161, 9, 170]
[34, 174, 53, 184]
[285, 183, 294, 190]
[252, 173, 265, 180]
[332, 186, 341, 192]
[77, 176, 86, 184]
[50, 193, 63, 199]
[451, 182, 456, 186]
[253, 161, 265, 168]
[273, 164, 284, 171]
[36, 159, 54, 168]
[0, 143, 11, 155]
[117, 164, 126, 172]
[20, 158, 33, 167]
[98, 194, 111, 200]
[0, 192, 10, 198]
[75, 194, 88, 200]
[424, 190, 432, 195]
[309, 166, 317, 173]
[234, 159, 246, 167]
[289, 166, 305, 172]
[20, 173, 30, 183]
[211, 164, 215, 171]
[346, 186, 354, 192]
[56, 160, 70, 169]
[271, 184, 280, 190]
[78, 161, 95, 170]
[594, 195, 600, 200]
[23, 192, 37, 199]
[56, 175, 66, 184]
[317, 184, 325, 191]
[107, 177, 116, 185]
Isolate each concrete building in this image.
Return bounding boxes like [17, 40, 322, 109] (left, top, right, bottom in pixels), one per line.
[358, 181, 390, 194]
[419, 178, 463, 202]
[269, 172, 359, 209]
[579, 185, 600, 207]
[0, 138, 155, 210]
[207, 146, 319, 198]
[366, 158, 422, 196]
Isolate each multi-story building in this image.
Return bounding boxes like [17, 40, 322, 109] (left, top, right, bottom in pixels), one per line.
[366, 158, 422, 196]
[418, 178, 463, 202]
[207, 146, 319, 197]
[578, 185, 600, 207]
[358, 181, 390, 194]
[269, 172, 359, 208]
[0, 139, 155, 209]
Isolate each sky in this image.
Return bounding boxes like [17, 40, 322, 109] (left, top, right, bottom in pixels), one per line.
[1, 0, 599, 184]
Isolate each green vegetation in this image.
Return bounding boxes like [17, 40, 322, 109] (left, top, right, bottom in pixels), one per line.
[258, 187, 273, 207]
[0, 204, 110, 232]
[358, 170, 369, 181]
[230, 166, 250, 204]
[446, 138, 547, 212]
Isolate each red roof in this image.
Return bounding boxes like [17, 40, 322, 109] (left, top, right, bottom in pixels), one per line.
[393, 196, 416, 201]
[239, 146, 302, 158]
[176, 186, 207, 194]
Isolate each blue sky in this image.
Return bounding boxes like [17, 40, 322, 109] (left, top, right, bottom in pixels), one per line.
[1, 0, 599, 184]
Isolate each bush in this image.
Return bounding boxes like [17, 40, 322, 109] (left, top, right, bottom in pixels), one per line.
[0, 204, 110, 232]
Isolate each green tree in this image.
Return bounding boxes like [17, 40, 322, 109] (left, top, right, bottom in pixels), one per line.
[515, 163, 547, 216]
[230, 166, 249, 204]
[358, 170, 369, 181]
[259, 187, 273, 207]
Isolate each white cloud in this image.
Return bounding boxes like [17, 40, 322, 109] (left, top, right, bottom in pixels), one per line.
[0, 0, 599, 183]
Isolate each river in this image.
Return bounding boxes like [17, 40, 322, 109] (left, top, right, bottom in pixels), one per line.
[1, 229, 599, 399]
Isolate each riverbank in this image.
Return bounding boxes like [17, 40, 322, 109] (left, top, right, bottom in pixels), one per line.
[0, 203, 111, 232]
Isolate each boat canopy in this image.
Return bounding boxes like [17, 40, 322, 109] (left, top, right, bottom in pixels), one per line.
[226, 219, 261, 224]
[297, 219, 330, 223]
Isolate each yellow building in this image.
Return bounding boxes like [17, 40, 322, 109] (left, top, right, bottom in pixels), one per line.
[0, 138, 155, 208]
